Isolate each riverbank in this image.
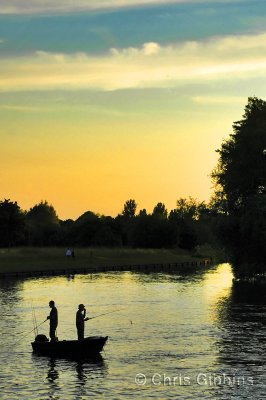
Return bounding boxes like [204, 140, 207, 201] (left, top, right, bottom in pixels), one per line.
[0, 246, 214, 277]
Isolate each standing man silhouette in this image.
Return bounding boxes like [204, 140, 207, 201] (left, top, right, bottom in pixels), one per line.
[76, 304, 89, 340]
[47, 300, 58, 342]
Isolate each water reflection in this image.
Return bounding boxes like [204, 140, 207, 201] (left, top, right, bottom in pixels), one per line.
[31, 353, 108, 399]
[76, 361, 87, 383]
[231, 280, 266, 305]
[0, 278, 23, 306]
[215, 279, 266, 326]
[1, 265, 265, 399]
[131, 264, 218, 285]
[47, 359, 59, 382]
[75, 355, 107, 382]
[33, 354, 107, 381]
[213, 279, 266, 398]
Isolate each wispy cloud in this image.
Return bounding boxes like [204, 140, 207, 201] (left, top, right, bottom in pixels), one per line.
[0, 0, 240, 15]
[1, 32, 266, 92]
[0, 104, 51, 112]
[192, 96, 246, 105]
[0, 103, 133, 116]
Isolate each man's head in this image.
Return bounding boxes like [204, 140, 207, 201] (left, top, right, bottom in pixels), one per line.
[49, 300, 55, 308]
[78, 304, 85, 310]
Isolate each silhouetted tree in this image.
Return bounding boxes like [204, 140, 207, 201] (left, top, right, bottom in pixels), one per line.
[175, 197, 200, 220]
[132, 211, 150, 247]
[169, 197, 209, 250]
[26, 201, 60, 245]
[116, 199, 137, 245]
[194, 203, 217, 247]
[133, 213, 174, 248]
[71, 211, 101, 246]
[0, 199, 25, 247]
[212, 97, 266, 211]
[211, 97, 266, 277]
[138, 209, 147, 216]
[152, 202, 168, 219]
[58, 219, 75, 245]
[91, 216, 122, 246]
[122, 199, 137, 218]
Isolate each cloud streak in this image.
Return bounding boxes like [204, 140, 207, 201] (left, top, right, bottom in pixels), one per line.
[192, 96, 246, 105]
[0, 0, 241, 15]
[1, 32, 266, 92]
[0, 104, 45, 112]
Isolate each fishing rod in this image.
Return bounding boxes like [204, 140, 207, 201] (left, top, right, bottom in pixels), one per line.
[14, 319, 48, 344]
[88, 309, 124, 320]
[31, 300, 38, 337]
[34, 308, 38, 336]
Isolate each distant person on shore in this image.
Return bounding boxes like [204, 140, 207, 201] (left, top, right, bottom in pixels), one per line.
[47, 300, 58, 342]
[71, 249, 75, 258]
[66, 248, 72, 258]
[76, 304, 89, 340]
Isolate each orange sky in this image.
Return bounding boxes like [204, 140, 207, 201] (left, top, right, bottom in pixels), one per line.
[1, 1, 265, 219]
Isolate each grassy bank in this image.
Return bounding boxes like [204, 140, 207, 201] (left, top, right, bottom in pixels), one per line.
[0, 247, 212, 274]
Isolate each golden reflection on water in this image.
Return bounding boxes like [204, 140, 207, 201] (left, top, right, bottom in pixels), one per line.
[19, 265, 235, 336]
[200, 264, 233, 323]
[0, 264, 265, 399]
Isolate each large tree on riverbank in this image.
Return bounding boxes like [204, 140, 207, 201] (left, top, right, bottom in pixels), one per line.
[0, 199, 25, 247]
[211, 97, 266, 278]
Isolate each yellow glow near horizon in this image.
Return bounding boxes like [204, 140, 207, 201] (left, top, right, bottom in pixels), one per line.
[1, 31, 264, 219]
[1, 105, 234, 219]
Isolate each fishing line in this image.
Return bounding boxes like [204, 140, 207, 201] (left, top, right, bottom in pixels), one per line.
[30, 299, 39, 337]
[88, 308, 125, 320]
[30, 301, 36, 337]
[34, 309, 38, 336]
[14, 319, 48, 344]
[33, 304, 38, 336]
[16, 301, 40, 336]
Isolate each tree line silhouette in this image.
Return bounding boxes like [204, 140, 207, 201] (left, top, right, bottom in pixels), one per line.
[0, 197, 219, 250]
[1, 97, 266, 278]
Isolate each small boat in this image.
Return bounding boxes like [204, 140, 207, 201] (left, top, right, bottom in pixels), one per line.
[31, 334, 108, 357]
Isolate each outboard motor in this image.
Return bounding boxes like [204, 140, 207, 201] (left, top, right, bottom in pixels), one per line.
[35, 334, 49, 342]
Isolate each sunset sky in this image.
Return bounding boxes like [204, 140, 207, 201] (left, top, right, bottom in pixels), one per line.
[1, 0, 266, 219]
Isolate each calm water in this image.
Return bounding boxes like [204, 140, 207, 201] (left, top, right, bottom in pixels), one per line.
[0, 263, 265, 399]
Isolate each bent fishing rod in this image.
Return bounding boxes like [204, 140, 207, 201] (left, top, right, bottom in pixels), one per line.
[88, 308, 124, 321]
[15, 319, 48, 343]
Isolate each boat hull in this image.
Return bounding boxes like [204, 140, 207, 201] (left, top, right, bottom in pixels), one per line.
[31, 336, 108, 357]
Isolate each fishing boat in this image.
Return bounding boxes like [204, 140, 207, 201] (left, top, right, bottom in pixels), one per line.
[31, 334, 108, 357]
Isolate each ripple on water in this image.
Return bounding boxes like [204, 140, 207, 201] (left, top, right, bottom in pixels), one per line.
[0, 265, 265, 399]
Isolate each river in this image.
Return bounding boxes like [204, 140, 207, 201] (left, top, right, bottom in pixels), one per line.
[0, 263, 265, 399]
